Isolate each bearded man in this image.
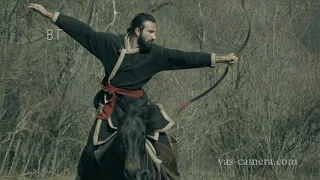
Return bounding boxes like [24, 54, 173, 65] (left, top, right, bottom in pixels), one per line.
[27, 3, 238, 180]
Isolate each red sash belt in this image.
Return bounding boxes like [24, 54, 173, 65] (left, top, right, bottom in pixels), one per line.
[96, 83, 143, 120]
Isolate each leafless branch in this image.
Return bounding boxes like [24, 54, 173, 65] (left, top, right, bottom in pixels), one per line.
[6, 0, 19, 23]
[87, 0, 96, 25]
[103, 0, 118, 32]
[150, 2, 172, 13]
[197, 1, 206, 52]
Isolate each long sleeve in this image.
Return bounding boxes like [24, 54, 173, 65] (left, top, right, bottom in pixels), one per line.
[155, 45, 216, 71]
[51, 12, 115, 60]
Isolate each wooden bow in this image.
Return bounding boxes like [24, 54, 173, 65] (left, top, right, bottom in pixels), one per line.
[178, 0, 251, 114]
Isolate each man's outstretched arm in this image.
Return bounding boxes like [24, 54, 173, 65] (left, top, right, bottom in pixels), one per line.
[27, 3, 113, 60]
[155, 45, 238, 71]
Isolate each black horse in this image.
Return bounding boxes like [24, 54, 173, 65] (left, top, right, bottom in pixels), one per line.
[91, 104, 163, 180]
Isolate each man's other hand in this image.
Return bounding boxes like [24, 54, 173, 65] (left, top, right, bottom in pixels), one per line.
[27, 3, 53, 19]
[226, 53, 238, 64]
[216, 53, 238, 64]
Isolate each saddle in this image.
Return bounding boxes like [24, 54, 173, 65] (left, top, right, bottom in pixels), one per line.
[154, 136, 180, 180]
[93, 134, 180, 180]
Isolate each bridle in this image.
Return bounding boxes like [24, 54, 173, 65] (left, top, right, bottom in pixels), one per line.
[178, 0, 251, 113]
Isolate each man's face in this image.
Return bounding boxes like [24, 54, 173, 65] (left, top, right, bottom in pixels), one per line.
[139, 21, 157, 43]
[136, 21, 156, 52]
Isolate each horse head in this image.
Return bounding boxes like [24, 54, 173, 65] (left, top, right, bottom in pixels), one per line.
[116, 104, 152, 179]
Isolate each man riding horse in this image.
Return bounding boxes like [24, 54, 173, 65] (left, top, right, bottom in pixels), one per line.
[27, 3, 238, 179]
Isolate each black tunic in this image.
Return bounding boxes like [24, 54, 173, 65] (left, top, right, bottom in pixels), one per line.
[52, 12, 215, 143]
[53, 13, 214, 90]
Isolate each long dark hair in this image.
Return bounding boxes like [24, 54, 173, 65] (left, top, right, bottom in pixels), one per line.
[127, 13, 156, 35]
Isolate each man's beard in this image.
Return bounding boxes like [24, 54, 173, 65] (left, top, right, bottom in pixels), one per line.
[138, 36, 152, 53]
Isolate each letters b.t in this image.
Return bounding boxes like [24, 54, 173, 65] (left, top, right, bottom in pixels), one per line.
[47, 29, 62, 40]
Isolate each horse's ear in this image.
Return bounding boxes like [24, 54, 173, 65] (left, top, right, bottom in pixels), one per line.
[126, 102, 143, 117]
[114, 106, 124, 120]
[136, 106, 148, 119]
